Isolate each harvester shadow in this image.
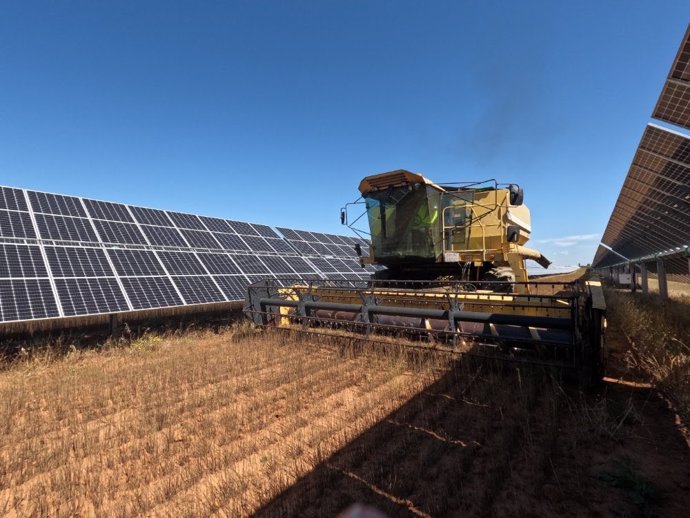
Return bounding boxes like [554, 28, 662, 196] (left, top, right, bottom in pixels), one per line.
[254, 342, 558, 518]
[255, 335, 690, 518]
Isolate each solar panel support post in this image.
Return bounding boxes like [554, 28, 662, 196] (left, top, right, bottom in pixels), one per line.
[109, 313, 121, 337]
[657, 258, 668, 300]
[640, 262, 648, 295]
[629, 262, 636, 293]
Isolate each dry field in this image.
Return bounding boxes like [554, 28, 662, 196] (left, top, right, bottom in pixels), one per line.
[0, 330, 446, 517]
[1, 288, 689, 516]
[643, 277, 690, 300]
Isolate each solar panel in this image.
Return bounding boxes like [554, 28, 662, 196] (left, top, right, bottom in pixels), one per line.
[0, 210, 37, 239]
[93, 220, 147, 245]
[309, 231, 330, 243]
[140, 225, 189, 247]
[240, 235, 274, 253]
[325, 233, 350, 246]
[0, 187, 28, 212]
[282, 256, 318, 274]
[171, 276, 225, 305]
[344, 258, 374, 273]
[84, 199, 134, 222]
[167, 211, 206, 230]
[336, 244, 356, 257]
[251, 223, 280, 238]
[45, 246, 114, 278]
[156, 251, 207, 275]
[120, 276, 183, 310]
[245, 274, 276, 285]
[257, 255, 294, 274]
[308, 257, 337, 273]
[653, 24, 690, 129]
[179, 229, 221, 249]
[197, 252, 241, 275]
[275, 226, 368, 263]
[290, 241, 319, 256]
[330, 258, 356, 272]
[309, 242, 332, 256]
[231, 254, 270, 274]
[28, 191, 87, 217]
[130, 206, 174, 227]
[226, 220, 259, 236]
[106, 249, 166, 277]
[0, 244, 49, 278]
[212, 232, 250, 251]
[55, 278, 129, 316]
[0, 279, 60, 321]
[265, 238, 296, 255]
[341, 244, 358, 257]
[212, 275, 248, 300]
[295, 230, 317, 241]
[276, 227, 301, 240]
[34, 214, 97, 242]
[199, 216, 233, 233]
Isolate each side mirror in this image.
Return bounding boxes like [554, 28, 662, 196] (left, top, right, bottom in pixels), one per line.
[507, 225, 520, 243]
[509, 184, 524, 206]
[354, 243, 362, 257]
[340, 208, 347, 225]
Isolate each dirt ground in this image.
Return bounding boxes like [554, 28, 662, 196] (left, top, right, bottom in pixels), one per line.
[257, 325, 690, 518]
[0, 332, 448, 517]
[1, 282, 689, 517]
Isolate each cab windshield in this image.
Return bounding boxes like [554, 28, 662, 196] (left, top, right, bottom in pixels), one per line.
[365, 185, 441, 263]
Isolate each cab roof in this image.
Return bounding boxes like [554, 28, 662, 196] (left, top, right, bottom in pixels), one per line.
[358, 169, 444, 195]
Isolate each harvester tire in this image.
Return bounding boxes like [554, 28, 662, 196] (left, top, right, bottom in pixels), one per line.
[579, 309, 606, 387]
[480, 267, 516, 293]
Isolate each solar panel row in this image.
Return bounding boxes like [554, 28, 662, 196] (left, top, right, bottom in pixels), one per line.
[594, 25, 690, 277]
[0, 186, 375, 324]
[1, 187, 298, 253]
[276, 226, 373, 264]
[594, 124, 690, 270]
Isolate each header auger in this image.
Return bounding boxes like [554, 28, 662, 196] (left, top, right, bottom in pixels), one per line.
[244, 169, 606, 384]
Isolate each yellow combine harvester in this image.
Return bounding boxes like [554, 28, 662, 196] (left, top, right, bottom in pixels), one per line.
[245, 170, 606, 383]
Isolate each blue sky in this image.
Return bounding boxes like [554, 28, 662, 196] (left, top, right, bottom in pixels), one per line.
[1, 1, 688, 271]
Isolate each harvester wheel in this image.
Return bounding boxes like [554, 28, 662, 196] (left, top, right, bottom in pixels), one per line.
[580, 309, 606, 387]
[480, 267, 516, 293]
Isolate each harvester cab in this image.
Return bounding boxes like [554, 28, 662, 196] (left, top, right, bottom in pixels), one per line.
[352, 170, 551, 292]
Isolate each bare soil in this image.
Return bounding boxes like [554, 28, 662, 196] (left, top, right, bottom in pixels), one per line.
[258, 326, 690, 517]
[0, 331, 446, 517]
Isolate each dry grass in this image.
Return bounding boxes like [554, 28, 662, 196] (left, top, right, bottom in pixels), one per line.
[605, 288, 690, 423]
[0, 327, 448, 517]
[643, 276, 690, 300]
